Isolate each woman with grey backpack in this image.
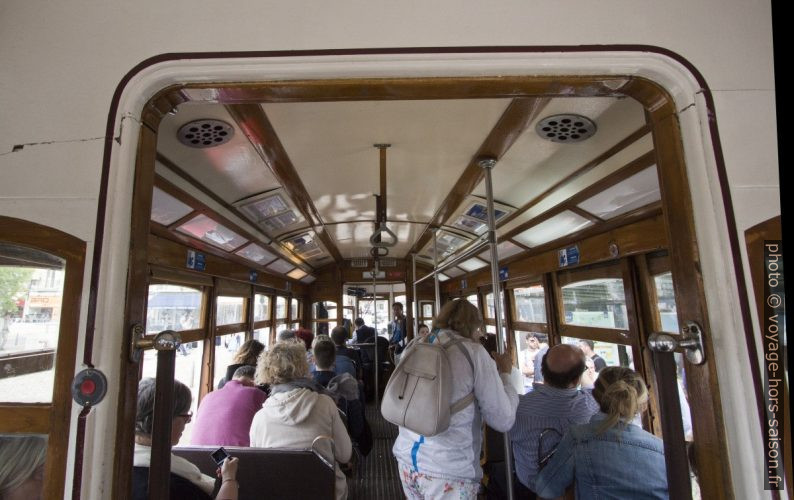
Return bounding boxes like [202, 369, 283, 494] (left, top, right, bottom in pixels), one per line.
[387, 299, 520, 499]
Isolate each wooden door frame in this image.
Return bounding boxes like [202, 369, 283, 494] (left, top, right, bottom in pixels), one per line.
[109, 54, 749, 499]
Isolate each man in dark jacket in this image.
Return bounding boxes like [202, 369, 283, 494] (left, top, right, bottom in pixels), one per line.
[352, 317, 376, 344]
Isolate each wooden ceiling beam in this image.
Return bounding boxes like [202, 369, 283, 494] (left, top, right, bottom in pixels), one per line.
[225, 103, 345, 265]
[409, 96, 551, 254]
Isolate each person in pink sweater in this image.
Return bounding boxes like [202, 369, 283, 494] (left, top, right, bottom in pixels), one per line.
[190, 366, 267, 447]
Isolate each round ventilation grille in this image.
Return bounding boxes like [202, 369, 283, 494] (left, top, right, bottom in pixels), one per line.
[177, 119, 234, 148]
[536, 114, 596, 143]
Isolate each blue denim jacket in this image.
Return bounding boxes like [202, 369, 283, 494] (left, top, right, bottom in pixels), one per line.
[535, 413, 668, 500]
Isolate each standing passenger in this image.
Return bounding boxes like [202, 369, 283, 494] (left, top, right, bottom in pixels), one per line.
[388, 302, 407, 363]
[392, 299, 519, 500]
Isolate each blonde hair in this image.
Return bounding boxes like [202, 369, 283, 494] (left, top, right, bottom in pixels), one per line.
[592, 366, 649, 433]
[0, 435, 47, 495]
[232, 339, 265, 365]
[432, 299, 483, 340]
[256, 342, 309, 385]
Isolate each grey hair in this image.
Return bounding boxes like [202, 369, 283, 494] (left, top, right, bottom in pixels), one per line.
[256, 342, 308, 385]
[277, 329, 296, 342]
[0, 435, 47, 494]
[135, 377, 192, 437]
[232, 365, 256, 379]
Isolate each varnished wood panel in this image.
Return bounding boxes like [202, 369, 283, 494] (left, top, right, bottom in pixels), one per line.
[0, 406, 50, 433]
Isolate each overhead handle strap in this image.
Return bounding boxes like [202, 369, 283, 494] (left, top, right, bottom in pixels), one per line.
[369, 222, 398, 248]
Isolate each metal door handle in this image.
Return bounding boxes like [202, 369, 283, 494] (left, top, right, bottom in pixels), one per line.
[648, 320, 705, 365]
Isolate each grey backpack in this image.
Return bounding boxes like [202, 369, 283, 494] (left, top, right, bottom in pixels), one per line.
[380, 330, 475, 436]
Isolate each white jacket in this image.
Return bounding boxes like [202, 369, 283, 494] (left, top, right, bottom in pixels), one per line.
[249, 387, 352, 499]
[392, 330, 519, 481]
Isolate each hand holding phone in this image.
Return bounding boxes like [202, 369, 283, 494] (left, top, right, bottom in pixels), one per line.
[210, 447, 230, 467]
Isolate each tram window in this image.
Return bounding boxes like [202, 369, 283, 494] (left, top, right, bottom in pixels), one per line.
[290, 298, 300, 321]
[141, 343, 204, 446]
[420, 301, 434, 320]
[214, 332, 243, 388]
[465, 294, 479, 309]
[561, 278, 628, 330]
[253, 294, 270, 322]
[275, 296, 288, 320]
[515, 331, 549, 394]
[394, 295, 406, 307]
[560, 336, 634, 370]
[146, 284, 202, 334]
[0, 262, 64, 403]
[312, 301, 337, 336]
[216, 296, 244, 326]
[674, 352, 694, 441]
[484, 292, 505, 320]
[512, 285, 546, 324]
[654, 272, 680, 333]
[253, 327, 271, 347]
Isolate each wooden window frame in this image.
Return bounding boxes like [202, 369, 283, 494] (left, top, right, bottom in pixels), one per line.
[0, 216, 86, 500]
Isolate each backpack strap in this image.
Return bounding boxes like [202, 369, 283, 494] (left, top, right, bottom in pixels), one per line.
[436, 331, 476, 414]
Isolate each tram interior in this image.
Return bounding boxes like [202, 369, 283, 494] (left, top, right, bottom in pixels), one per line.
[2, 80, 698, 498]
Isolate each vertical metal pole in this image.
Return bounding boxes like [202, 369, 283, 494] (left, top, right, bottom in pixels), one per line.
[372, 261, 379, 408]
[432, 229, 441, 311]
[412, 253, 419, 334]
[479, 157, 515, 500]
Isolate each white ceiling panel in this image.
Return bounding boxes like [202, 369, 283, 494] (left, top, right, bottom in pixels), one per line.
[158, 103, 281, 203]
[577, 166, 660, 219]
[262, 99, 511, 225]
[328, 221, 423, 259]
[513, 211, 593, 248]
[469, 97, 646, 209]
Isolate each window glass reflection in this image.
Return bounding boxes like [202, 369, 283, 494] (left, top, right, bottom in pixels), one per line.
[514, 330, 549, 394]
[513, 285, 546, 323]
[216, 296, 244, 326]
[146, 284, 202, 334]
[561, 278, 628, 330]
[0, 254, 65, 403]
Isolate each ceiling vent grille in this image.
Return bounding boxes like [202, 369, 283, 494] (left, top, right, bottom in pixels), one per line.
[380, 258, 397, 268]
[350, 259, 369, 268]
[536, 114, 597, 143]
[177, 119, 235, 148]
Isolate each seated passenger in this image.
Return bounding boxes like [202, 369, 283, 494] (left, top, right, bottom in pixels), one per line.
[416, 323, 430, 338]
[249, 343, 352, 500]
[0, 435, 47, 500]
[132, 378, 239, 500]
[276, 329, 297, 344]
[391, 299, 519, 500]
[535, 367, 668, 500]
[191, 366, 267, 447]
[311, 337, 338, 387]
[217, 339, 264, 389]
[506, 344, 599, 496]
[331, 326, 362, 378]
[295, 328, 316, 371]
[351, 317, 375, 344]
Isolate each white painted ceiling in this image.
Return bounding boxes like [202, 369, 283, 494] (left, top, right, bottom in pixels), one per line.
[155, 93, 654, 271]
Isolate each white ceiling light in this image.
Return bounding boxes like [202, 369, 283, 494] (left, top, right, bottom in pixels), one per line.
[478, 241, 524, 261]
[235, 243, 277, 265]
[266, 259, 295, 274]
[235, 189, 305, 236]
[514, 211, 593, 248]
[176, 214, 248, 251]
[287, 268, 308, 280]
[151, 187, 193, 226]
[300, 275, 317, 284]
[576, 166, 660, 219]
[458, 258, 488, 272]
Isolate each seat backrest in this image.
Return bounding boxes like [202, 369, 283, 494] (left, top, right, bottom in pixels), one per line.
[172, 446, 335, 500]
[334, 353, 357, 378]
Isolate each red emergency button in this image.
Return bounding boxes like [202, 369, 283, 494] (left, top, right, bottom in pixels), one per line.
[80, 379, 96, 395]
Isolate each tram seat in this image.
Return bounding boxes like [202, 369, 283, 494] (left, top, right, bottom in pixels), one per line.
[172, 446, 335, 500]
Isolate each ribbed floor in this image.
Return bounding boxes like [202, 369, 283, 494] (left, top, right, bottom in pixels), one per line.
[349, 403, 403, 499]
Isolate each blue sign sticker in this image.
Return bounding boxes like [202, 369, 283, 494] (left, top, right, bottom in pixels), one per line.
[461, 278, 468, 289]
[249, 270, 258, 282]
[194, 252, 206, 271]
[499, 266, 509, 281]
[558, 245, 580, 268]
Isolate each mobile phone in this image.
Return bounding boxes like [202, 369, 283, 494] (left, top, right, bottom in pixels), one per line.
[210, 447, 230, 467]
